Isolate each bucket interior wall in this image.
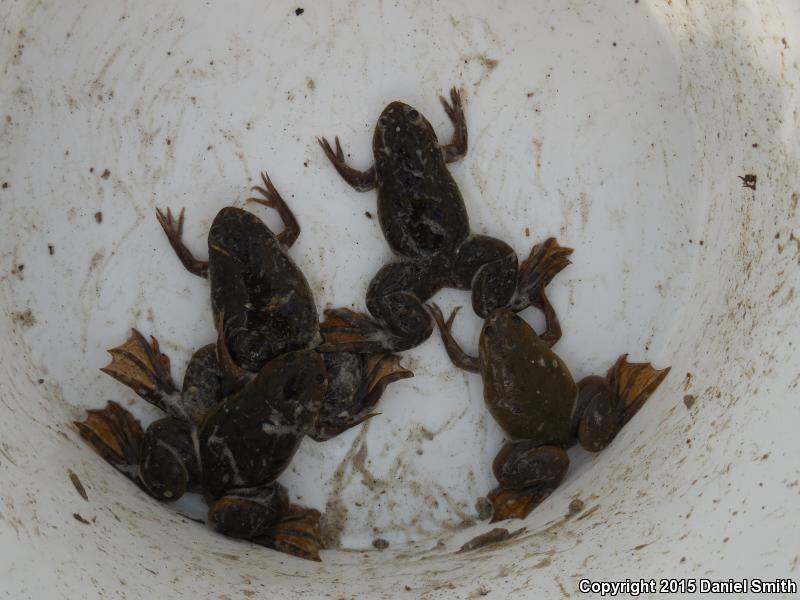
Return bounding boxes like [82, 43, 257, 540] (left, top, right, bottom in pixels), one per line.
[0, 0, 798, 597]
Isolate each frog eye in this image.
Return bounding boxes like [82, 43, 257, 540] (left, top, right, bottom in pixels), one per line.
[407, 109, 419, 120]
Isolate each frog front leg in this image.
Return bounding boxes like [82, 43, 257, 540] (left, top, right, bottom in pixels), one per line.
[208, 483, 324, 561]
[317, 135, 377, 192]
[439, 87, 468, 163]
[574, 356, 671, 452]
[155, 207, 209, 278]
[319, 260, 439, 353]
[426, 303, 480, 373]
[487, 440, 570, 522]
[308, 352, 413, 442]
[245, 170, 300, 248]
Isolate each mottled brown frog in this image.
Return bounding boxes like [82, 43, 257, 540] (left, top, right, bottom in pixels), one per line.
[428, 303, 670, 522]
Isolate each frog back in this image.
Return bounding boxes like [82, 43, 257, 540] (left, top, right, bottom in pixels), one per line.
[198, 349, 327, 499]
[373, 104, 470, 258]
[208, 207, 318, 372]
[479, 310, 577, 445]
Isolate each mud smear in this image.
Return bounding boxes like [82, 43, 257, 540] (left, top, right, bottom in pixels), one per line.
[12, 309, 35, 328]
[321, 423, 371, 548]
[457, 527, 512, 553]
[322, 404, 475, 549]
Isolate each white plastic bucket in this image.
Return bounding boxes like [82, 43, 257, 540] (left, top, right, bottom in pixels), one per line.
[1, 1, 798, 598]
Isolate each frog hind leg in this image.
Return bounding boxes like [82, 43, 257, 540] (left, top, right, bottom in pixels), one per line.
[180, 344, 223, 425]
[214, 311, 252, 397]
[254, 505, 324, 562]
[74, 401, 144, 486]
[451, 235, 518, 318]
[155, 207, 209, 278]
[208, 483, 290, 539]
[318, 307, 389, 353]
[76, 405, 195, 502]
[575, 356, 671, 452]
[487, 441, 570, 522]
[100, 329, 189, 420]
[246, 170, 301, 248]
[309, 352, 413, 442]
[317, 135, 377, 192]
[320, 261, 436, 353]
[510, 237, 573, 312]
[138, 417, 197, 502]
[209, 483, 324, 561]
[439, 86, 468, 163]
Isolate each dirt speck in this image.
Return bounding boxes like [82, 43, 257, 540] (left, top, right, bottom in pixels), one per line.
[372, 538, 389, 550]
[457, 527, 510, 553]
[478, 56, 499, 71]
[68, 469, 89, 501]
[94, 211, 103, 223]
[475, 497, 493, 520]
[72, 513, 91, 525]
[683, 394, 696, 410]
[568, 498, 585, 514]
[1, 182, 8, 189]
[100, 168, 110, 179]
[48, 244, 54, 255]
[88, 251, 104, 271]
[365, 211, 373, 219]
[738, 174, 757, 190]
[524, 227, 530, 237]
[307, 77, 315, 91]
[295, 7, 304, 16]
[12, 309, 35, 328]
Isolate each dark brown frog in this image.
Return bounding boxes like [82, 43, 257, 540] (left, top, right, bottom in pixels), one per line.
[77, 171, 412, 560]
[77, 328, 327, 560]
[317, 89, 571, 353]
[153, 171, 412, 440]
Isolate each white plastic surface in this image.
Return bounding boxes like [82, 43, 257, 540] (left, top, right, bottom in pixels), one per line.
[0, 0, 798, 598]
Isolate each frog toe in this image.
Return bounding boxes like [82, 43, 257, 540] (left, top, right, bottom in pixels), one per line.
[576, 356, 671, 452]
[100, 329, 179, 414]
[610, 355, 671, 425]
[253, 504, 324, 562]
[318, 308, 389, 353]
[487, 485, 558, 523]
[75, 401, 142, 481]
[511, 237, 574, 312]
